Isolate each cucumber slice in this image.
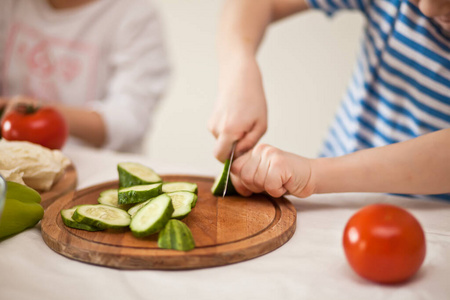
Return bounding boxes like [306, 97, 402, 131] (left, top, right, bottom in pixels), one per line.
[98, 189, 133, 210]
[130, 194, 174, 237]
[72, 204, 131, 229]
[162, 182, 198, 194]
[211, 159, 237, 196]
[118, 162, 162, 187]
[118, 183, 162, 205]
[60, 206, 103, 231]
[167, 191, 197, 219]
[158, 219, 195, 251]
[127, 199, 151, 218]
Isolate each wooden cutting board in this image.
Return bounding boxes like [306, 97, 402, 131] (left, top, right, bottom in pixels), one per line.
[41, 175, 296, 270]
[40, 164, 77, 209]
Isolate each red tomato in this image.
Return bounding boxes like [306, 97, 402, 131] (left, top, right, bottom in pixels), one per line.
[1, 105, 68, 149]
[343, 203, 426, 284]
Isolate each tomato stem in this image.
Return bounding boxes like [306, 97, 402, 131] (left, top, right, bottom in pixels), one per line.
[15, 103, 40, 115]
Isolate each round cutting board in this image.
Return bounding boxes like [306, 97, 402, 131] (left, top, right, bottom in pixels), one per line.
[41, 175, 296, 270]
[40, 164, 77, 209]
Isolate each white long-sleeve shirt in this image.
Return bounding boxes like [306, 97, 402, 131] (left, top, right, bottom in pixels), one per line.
[0, 0, 170, 152]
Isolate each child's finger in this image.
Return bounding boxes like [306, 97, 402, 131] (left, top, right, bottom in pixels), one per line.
[0, 98, 8, 107]
[238, 151, 262, 192]
[231, 150, 250, 174]
[253, 157, 270, 191]
[235, 122, 266, 157]
[259, 146, 286, 197]
[230, 173, 253, 197]
[207, 113, 220, 139]
[264, 160, 288, 198]
[3, 96, 39, 117]
[207, 123, 219, 139]
[0, 98, 8, 122]
[231, 151, 263, 194]
[214, 133, 238, 162]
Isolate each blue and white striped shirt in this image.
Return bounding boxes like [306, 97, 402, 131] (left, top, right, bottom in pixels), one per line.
[308, 0, 450, 200]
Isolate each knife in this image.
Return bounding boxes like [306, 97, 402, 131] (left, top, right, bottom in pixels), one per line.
[222, 141, 237, 198]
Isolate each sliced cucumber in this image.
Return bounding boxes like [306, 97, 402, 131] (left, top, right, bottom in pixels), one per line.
[167, 191, 197, 219]
[97, 189, 119, 206]
[98, 189, 132, 210]
[130, 194, 174, 237]
[127, 199, 151, 218]
[118, 162, 162, 187]
[61, 206, 103, 231]
[158, 219, 195, 251]
[118, 183, 162, 205]
[162, 182, 198, 194]
[211, 159, 237, 196]
[72, 204, 131, 229]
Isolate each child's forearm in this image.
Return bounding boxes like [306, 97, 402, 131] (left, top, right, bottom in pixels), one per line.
[217, 0, 272, 66]
[311, 129, 450, 195]
[217, 0, 309, 63]
[55, 105, 106, 148]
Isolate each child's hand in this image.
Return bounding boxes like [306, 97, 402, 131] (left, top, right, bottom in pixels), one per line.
[230, 144, 315, 198]
[208, 57, 268, 162]
[0, 96, 40, 122]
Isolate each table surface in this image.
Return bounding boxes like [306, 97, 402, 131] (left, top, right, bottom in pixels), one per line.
[1, 144, 449, 300]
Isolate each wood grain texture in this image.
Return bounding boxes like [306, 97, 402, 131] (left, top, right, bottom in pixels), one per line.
[41, 175, 296, 270]
[40, 164, 77, 209]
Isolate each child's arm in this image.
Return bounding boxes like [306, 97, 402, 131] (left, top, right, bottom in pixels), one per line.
[53, 104, 105, 147]
[231, 128, 450, 198]
[208, 0, 309, 162]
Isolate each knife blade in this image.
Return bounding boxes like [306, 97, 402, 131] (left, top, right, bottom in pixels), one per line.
[222, 141, 237, 198]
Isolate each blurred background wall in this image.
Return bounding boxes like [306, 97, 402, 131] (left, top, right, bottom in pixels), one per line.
[144, 0, 364, 175]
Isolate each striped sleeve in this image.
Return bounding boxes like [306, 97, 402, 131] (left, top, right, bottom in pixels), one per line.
[306, 0, 371, 15]
[316, 0, 450, 201]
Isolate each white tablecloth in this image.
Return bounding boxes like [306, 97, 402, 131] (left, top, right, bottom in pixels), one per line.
[1, 145, 449, 300]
